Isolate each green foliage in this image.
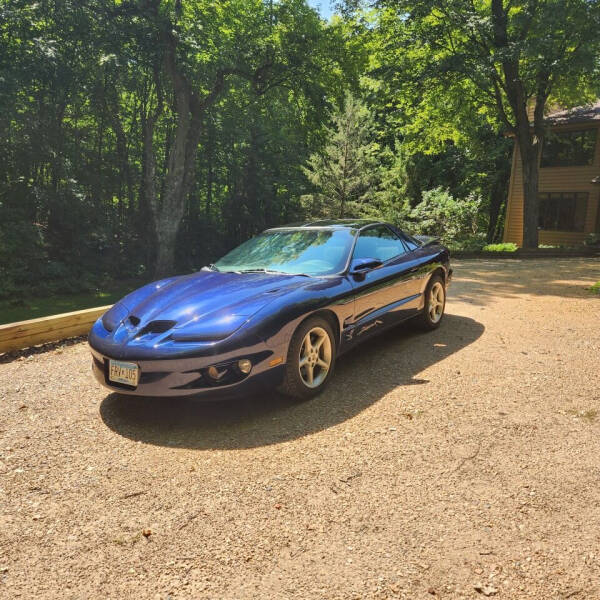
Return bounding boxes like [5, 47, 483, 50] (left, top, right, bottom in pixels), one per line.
[1, 0, 598, 304]
[376, 142, 411, 227]
[584, 233, 600, 247]
[377, 0, 600, 247]
[590, 282, 600, 295]
[0, 283, 141, 325]
[301, 96, 415, 226]
[482, 243, 518, 253]
[408, 188, 483, 246]
[301, 94, 380, 219]
[377, 0, 600, 136]
[0, 0, 355, 295]
[358, 3, 516, 243]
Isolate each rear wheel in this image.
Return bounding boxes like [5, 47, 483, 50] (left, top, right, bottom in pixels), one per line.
[280, 316, 336, 400]
[415, 273, 446, 330]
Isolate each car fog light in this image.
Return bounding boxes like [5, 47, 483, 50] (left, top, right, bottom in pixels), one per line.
[207, 365, 225, 380]
[238, 359, 252, 374]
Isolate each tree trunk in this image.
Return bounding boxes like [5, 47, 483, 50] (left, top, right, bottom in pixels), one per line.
[519, 140, 540, 248]
[153, 209, 183, 277]
[490, 0, 549, 249]
[500, 102, 543, 249]
[486, 158, 511, 243]
[142, 7, 270, 277]
[106, 85, 133, 225]
[205, 127, 213, 218]
[503, 100, 542, 248]
[486, 185, 503, 243]
[151, 95, 204, 278]
[141, 101, 160, 272]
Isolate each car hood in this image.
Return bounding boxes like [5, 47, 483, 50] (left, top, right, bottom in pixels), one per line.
[104, 271, 309, 342]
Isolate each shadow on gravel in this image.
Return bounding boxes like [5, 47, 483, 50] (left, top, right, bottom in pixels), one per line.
[99, 314, 484, 450]
[451, 258, 600, 306]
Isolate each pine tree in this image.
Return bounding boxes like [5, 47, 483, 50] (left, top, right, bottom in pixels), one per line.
[376, 141, 411, 226]
[302, 94, 379, 219]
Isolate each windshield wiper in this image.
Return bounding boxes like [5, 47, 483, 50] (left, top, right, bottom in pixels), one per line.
[237, 268, 310, 277]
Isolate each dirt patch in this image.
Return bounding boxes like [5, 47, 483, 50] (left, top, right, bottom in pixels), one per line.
[1, 258, 599, 599]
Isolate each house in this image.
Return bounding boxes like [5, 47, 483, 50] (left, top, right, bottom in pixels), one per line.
[503, 101, 600, 246]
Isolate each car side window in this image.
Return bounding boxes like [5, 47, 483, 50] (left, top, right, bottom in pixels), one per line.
[352, 225, 408, 262]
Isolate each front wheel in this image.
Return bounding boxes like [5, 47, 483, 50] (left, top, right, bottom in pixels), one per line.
[415, 273, 446, 330]
[279, 316, 336, 400]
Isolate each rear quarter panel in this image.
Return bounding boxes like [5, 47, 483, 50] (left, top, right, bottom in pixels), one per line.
[411, 244, 451, 309]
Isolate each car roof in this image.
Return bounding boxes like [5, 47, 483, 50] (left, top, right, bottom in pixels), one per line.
[267, 219, 385, 231]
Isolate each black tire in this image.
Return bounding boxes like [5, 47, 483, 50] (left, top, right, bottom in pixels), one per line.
[415, 273, 446, 331]
[279, 315, 336, 400]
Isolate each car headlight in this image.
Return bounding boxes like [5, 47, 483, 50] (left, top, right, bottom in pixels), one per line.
[171, 313, 249, 342]
[101, 303, 129, 332]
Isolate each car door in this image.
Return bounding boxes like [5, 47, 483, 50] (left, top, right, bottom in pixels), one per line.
[347, 225, 416, 342]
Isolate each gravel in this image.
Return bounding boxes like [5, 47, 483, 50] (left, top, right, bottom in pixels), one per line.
[1, 258, 599, 599]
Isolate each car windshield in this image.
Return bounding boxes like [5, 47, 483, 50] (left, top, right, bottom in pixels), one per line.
[214, 229, 355, 276]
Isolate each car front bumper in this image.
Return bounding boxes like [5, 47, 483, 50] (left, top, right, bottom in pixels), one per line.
[89, 345, 286, 399]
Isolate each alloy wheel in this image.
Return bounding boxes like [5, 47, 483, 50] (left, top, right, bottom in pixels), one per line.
[298, 326, 332, 388]
[429, 281, 445, 323]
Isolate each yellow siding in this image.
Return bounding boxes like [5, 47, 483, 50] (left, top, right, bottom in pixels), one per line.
[503, 142, 522, 244]
[503, 122, 600, 246]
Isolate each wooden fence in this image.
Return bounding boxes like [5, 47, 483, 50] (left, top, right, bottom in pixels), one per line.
[0, 305, 111, 354]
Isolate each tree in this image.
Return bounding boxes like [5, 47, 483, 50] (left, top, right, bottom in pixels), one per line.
[0, 0, 354, 296]
[379, 0, 600, 247]
[112, 0, 327, 277]
[302, 93, 379, 218]
[375, 141, 411, 226]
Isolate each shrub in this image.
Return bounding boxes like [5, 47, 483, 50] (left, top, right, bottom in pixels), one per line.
[409, 187, 483, 246]
[584, 233, 600, 247]
[446, 234, 487, 252]
[590, 281, 600, 295]
[482, 242, 518, 252]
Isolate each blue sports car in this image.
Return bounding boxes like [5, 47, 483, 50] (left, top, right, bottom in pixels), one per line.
[89, 219, 451, 400]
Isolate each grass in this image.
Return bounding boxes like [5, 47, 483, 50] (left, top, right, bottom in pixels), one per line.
[0, 281, 142, 325]
[482, 242, 518, 252]
[567, 408, 598, 423]
[590, 281, 600, 295]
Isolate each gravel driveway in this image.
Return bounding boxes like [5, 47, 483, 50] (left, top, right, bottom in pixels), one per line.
[1, 258, 600, 599]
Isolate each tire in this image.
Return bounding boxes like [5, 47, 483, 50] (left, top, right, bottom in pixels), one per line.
[279, 316, 336, 400]
[415, 273, 446, 331]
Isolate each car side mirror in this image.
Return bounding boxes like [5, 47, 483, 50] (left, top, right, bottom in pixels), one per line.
[349, 257, 383, 278]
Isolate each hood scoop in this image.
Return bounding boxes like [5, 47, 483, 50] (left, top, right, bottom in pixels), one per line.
[135, 320, 176, 338]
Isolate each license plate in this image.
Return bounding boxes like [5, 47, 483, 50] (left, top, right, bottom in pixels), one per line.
[108, 360, 139, 386]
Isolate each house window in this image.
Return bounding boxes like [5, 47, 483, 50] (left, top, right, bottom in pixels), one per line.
[540, 129, 597, 167]
[538, 192, 588, 232]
